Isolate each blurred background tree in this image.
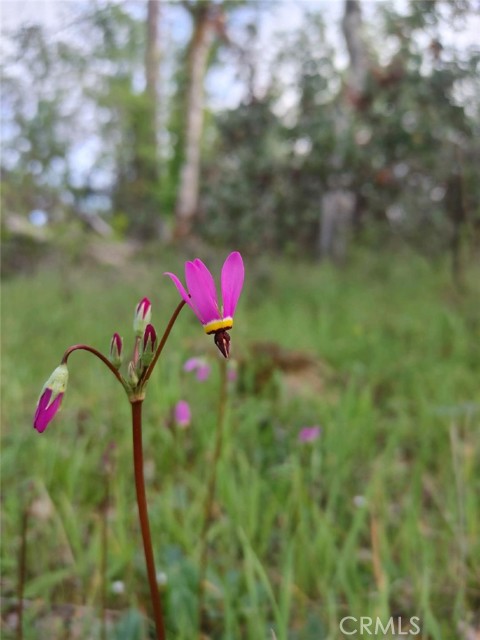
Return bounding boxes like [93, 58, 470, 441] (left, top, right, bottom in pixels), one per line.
[1, 0, 479, 267]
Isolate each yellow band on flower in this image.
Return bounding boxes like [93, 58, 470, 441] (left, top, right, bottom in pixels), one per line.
[203, 318, 233, 334]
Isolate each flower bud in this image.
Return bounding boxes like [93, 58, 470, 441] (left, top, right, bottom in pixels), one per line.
[133, 297, 152, 337]
[34, 364, 69, 433]
[140, 324, 157, 366]
[128, 361, 139, 386]
[109, 333, 123, 368]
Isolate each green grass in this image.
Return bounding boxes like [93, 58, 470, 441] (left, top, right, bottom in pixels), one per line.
[1, 248, 479, 639]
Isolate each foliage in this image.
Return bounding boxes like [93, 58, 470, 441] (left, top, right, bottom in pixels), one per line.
[200, 2, 480, 255]
[2, 1, 479, 254]
[1, 250, 479, 638]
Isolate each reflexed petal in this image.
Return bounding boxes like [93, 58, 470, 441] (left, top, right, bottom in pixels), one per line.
[185, 261, 220, 325]
[221, 252, 244, 318]
[164, 272, 200, 318]
[192, 259, 218, 307]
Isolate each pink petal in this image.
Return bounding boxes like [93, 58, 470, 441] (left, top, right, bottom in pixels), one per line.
[196, 363, 211, 382]
[34, 390, 64, 433]
[164, 272, 200, 319]
[192, 259, 218, 308]
[183, 357, 202, 372]
[221, 252, 244, 318]
[185, 261, 220, 325]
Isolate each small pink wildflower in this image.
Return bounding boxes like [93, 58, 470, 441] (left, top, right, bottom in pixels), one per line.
[298, 426, 321, 443]
[165, 252, 244, 358]
[227, 363, 238, 383]
[183, 357, 211, 382]
[174, 400, 191, 428]
[33, 364, 69, 433]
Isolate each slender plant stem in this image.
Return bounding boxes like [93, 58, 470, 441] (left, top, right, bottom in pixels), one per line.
[17, 508, 28, 640]
[61, 344, 127, 389]
[100, 472, 109, 640]
[141, 300, 186, 386]
[197, 359, 228, 633]
[131, 400, 166, 640]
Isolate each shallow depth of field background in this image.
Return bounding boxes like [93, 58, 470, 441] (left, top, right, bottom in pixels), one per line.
[1, 1, 480, 639]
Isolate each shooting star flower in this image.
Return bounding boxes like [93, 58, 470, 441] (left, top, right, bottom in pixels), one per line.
[165, 252, 244, 358]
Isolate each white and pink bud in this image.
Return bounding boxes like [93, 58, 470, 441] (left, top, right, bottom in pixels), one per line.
[109, 333, 123, 369]
[133, 297, 152, 337]
[140, 324, 157, 366]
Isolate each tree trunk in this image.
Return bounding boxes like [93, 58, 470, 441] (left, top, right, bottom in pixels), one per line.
[342, 0, 369, 107]
[145, 0, 160, 114]
[174, 4, 218, 240]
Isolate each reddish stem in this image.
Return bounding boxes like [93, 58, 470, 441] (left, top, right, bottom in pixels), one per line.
[61, 344, 127, 389]
[141, 300, 186, 386]
[131, 401, 166, 639]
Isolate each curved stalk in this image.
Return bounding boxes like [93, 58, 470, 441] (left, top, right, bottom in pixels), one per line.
[61, 344, 128, 390]
[132, 400, 166, 640]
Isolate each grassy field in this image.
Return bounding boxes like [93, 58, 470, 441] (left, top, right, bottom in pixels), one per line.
[1, 248, 479, 639]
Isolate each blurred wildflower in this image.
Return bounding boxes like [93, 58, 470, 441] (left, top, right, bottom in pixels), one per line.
[156, 571, 168, 586]
[165, 251, 244, 358]
[227, 361, 238, 383]
[33, 364, 69, 433]
[183, 356, 211, 381]
[353, 495, 367, 508]
[111, 580, 125, 595]
[133, 297, 152, 336]
[298, 426, 321, 443]
[174, 400, 191, 428]
[109, 332, 123, 368]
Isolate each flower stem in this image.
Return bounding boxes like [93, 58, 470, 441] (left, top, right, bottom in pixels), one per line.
[61, 344, 127, 390]
[17, 508, 28, 640]
[131, 400, 166, 640]
[197, 358, 228, 632]
[100, 470, 109, 640]
[141, 300, 186, 386]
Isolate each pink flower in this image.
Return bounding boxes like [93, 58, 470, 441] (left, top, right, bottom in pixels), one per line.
[183, 357, 211, 382]
[133, 297, 152, 336]
[165, 252, 244, 358]
[33, 364, 69, 433]
[174, 400, 191, 428]
[227, 362, 238, 383]
[298, 426, 321, 443]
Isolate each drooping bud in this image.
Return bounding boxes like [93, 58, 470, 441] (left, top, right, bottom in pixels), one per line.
[140, 324, 157, 366]
[214, 330, 231, 359]
[109, 333, 123, 369]
[34, 364, 69, 433]
[128, 361, 139, 386]
[133, 297, 152, 337]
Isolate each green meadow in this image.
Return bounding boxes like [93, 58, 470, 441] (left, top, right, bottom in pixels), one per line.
[1, 249, 479, 639]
